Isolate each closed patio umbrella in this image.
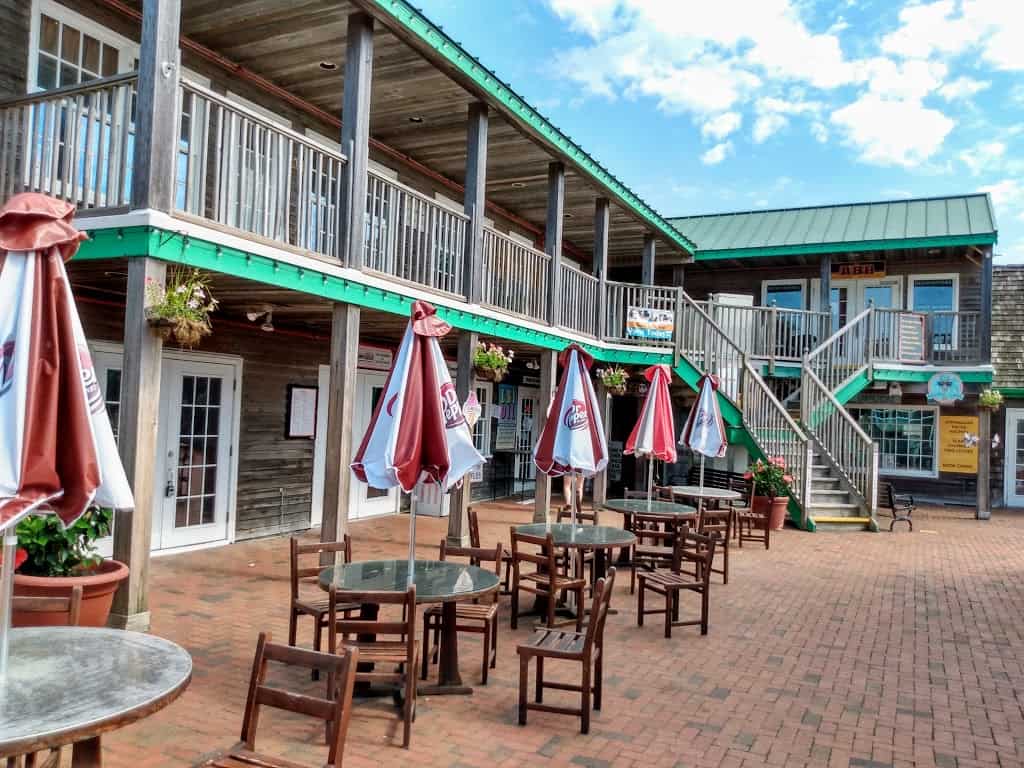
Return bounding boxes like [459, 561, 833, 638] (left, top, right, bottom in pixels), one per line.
[625, 364, 676, 506]
[679, 374, 728, 517]
[351, 300, 485, 573]
[0, 193, 134, 677]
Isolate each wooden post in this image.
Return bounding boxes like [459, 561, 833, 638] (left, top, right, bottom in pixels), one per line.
[339, 12, 374, 268]
[819, 252, 832, 315]
[977, 407, 992, 520]
[641, 234, 656, 286]
[130, 0, 181, 212]
[592, 380, 612, 507]
[979, 245, 993, 363]
[593, 198, 610, 340]
[545, 162, 565, 326]
[463, 103, 488, 303]
[533, 349, 557, 523]
[448, 331, 479, 545]
[672, 264, 685, 289]
[109, 258, 165, 631]
[321, 303, 361, 560]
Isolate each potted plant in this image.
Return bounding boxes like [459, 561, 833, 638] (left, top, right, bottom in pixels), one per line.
[473, 342, 513, 382]
[979, 388, 1004, 410]
[745, 456, 793, 530]
[596, 365, 629, 396]
[12, 508, 129, 627]
[145, 267, 219, 348]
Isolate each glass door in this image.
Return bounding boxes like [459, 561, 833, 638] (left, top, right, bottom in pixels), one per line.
[514, 387, 539, 490]
[1006, 409, 1024, 507]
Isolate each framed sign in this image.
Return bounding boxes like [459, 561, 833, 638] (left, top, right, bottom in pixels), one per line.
[938, 414, 978, 473]
[833, 261, 885, 279]
[927, 372, 965, 405]
[285, 384, 318, 438]
[626, 307, 674, 341]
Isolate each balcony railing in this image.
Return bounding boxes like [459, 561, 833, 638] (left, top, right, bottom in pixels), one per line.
[604, 281, 677, 346]
[871, 308, 984, 365]
[558, 262, 600, 337]
[703, 301, 831, 365]
[480, 226, 550, 319]
[0, 72, 138, 210]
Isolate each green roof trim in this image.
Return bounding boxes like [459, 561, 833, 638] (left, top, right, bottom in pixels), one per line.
[366, 0, 696, 256]
[671, 194, 997, 260]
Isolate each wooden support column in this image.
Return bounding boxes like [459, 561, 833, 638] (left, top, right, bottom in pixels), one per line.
[130, 0, 181, 212]
[545, 162, 565, 326]
[463, 103, 488, 303]
[672, 264, 685, 289]
[819, 253, 832, 315]
[641, 234, 656, 286]
[339, 12, 374, 268]
[448, 331, 479, 545]
[980, 246, 993, 362]
[977, 407, 992, 520]
[533, 349, 557, 523]
[321, 303, 361, 560]
[109, 258, 165, 631]
[591, 380, 612, 507]
[593, 198, 610, 339]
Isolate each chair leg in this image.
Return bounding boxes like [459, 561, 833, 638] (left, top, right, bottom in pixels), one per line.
[547, 589, 556, 629]
[701, 588, 709, 635]
[535, 656, 544, 704]
[511, 587, 519, 630]
[312, 618, 323, 681]
[575, 587, 584, 632]
[490, 617, 499, 669]
[637, 582, 645, 627]
[420, 614, 431, 681]
[581, 662, 592, 735]
[481, 620, 491, 685]
[594, 649, 603, 711]
[723, 545, 729, 585]
[403, 654, 416, 748]
[288, 608, 298, 647]
[518, 655, 529, 726]
[664, 592, 672, 639]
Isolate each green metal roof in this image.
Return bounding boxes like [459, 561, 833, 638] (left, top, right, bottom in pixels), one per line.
[670, 194, 997, 260]
[363, 0, 697, 256]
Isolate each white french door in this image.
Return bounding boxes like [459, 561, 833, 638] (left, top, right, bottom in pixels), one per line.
[1005, 409, 1024, 507]
[347, 371, 399, 519]
[514, 387, 539, 485]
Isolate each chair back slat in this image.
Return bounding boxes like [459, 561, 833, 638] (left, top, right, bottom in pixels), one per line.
[584, 567, 617, 649]
[329, 585, 417, 642]
[511, 530, 558, 572]
[291, 536, 351, 599]
[440, 540, 503, 575]
[699, 509, 731, 540]
[674, 531, 716, 581]
[556, 504, 600, 526]
[467, 507, 482, 548]
[11, 585, 83, 626]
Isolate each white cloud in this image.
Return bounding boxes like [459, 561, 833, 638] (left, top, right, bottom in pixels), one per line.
[702, 112, 742, 140]
[960, 141, 1006, 175]
[982, 179, 1024, 210]
[831, 94, 954, 167]
[753, 113, 788, 143]
[701, 141, 733, 165]
[862, 58, 947, 101]
[810, 121, 829, 143]
[938, 76, 990, 101]
[548, 0, 620, 37]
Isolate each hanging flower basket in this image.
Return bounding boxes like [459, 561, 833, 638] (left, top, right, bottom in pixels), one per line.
[473, 342, 513, 382]
[144, 268, 218, 349]
[979, 388, 1004, 410]
[597, 365, 629, 396]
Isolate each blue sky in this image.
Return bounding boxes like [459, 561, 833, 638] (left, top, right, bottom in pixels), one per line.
[415, 0, 1024, 263]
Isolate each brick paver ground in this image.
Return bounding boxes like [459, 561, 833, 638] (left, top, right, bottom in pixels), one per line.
[99, 503, 1024, 767]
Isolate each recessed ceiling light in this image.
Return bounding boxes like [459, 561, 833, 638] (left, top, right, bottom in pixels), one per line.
[318, 61, 337, 71]
[408, 115, 424, 123]
[510, 181, 527, 189]
[564, 212, 574, 219]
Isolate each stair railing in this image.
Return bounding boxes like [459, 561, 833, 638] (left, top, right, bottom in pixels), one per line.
[676, 292, 746, 404]
[741, 360, 812, 526]
[802, 305, 873, 395]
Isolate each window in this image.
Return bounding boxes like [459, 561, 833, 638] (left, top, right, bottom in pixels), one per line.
[910, 274, 959, 349]
[851, 406, 937, 477]
[472, 381, 492, 456]
[762, 280, 805, 311]
[35, 12, 120, 90]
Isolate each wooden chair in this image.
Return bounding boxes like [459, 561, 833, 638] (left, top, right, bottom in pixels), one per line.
[468, 506, 513, 596]
[5, 587, 83, 768]
[328, 585, 418, 748]
[517, 568, 616, 735]
[628, 512, 678, 594]
[698, 510, 731, 584]
[637, 531, 716, 639]
[421, 540, 503, 685]
[510, 529, 585, 632]
[555, 504, 599, 584]
[289, 536, 360, 673]
[735, 480, 770, 550]
[196, 632, 358, 768]
[654, 485, 675, 501]
[622, 488, 649, 500]
[881, 481, 914, 531]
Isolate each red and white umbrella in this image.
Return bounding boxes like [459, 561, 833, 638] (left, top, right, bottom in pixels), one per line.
[0, 193, 134, 676]
[533, 343, 608, 524]
[351, 300, 485, 568]
[679, 374, 728, 515]
[625, 364, 676, 504]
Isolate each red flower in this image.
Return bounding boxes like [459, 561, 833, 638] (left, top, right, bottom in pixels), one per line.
[770, 456, 786, 468]
[783, 474, 794, 484]
[743, 471, 753, 480]
[0, 547, 28, 571]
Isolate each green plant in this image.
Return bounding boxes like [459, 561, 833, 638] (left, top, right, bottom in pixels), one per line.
[979, 388, 1004, 409]
[745, 457, 793, 500]
[14, 508, 113, 577]
[596, 366, 629, 392]
[145, 267, 219, 347]
[473, 342, 513, 379]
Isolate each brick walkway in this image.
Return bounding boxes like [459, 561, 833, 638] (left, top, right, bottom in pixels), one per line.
[102, 503, 1024, 767]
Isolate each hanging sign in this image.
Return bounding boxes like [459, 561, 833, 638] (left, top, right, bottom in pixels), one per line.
[927, 372, 965, 405]
[832, 261, 885, 279]
[938, 415, 979, 473]
[494, 384, 518, 451]
[626, 307, 674, 341]
[357, 344, 393, 371]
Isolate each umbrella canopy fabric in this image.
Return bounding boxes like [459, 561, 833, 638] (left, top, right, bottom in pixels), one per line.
[0, 193, 133, 531]
[625, 364, 676, 463]
[533, 343, 608, 477]
[351, 300, 484, 493]
[680, 374, 728, 459]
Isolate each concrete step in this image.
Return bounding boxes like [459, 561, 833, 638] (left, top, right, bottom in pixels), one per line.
[807, 501, 862, 514]
[811, 477, 842, 487]
[811, 489, 851, 502]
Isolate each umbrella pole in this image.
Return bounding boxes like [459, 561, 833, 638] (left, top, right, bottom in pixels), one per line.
[698, 455, 706, 519]
[408, 496, 417, 589]
[0, 532, 17, 681]
[646, 459, 654, 511]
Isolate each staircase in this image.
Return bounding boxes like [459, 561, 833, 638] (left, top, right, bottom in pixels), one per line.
[807, 450, 875, 531]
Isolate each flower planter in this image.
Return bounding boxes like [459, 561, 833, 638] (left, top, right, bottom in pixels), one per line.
[608, 384, 627, 396]
[146, 315, 175, 341]
[475, 367, 505, 383]
[752, 496, 789, 530]
[13, 559, 129, 627]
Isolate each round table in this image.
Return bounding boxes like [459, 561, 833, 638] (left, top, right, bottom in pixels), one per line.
[670, 485, 742, 506]
[602, 499, 697, 566]
[0, 628, 192, 764]
[319, 559, 498, 696]
[514, 523, 636, 581]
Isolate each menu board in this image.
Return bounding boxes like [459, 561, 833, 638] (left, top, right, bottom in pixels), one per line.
[938, 414, 979, 474]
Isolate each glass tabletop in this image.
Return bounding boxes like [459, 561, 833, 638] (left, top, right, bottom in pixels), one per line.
[671, 485, 742, 500]
[515, 523, 636, 548]
[318, 559, 499, 603]
[602, 498, 697, 516]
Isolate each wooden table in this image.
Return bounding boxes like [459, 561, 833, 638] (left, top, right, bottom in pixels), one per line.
[320, 559, 498, 697]
[0, 628, 192, 766]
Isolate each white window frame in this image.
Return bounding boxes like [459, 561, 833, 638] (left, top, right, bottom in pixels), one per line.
[908, 273, 959, 312]
[848, 404, 940, 479]
[472, 378, 493, 458]
[761, 279, 807, 310]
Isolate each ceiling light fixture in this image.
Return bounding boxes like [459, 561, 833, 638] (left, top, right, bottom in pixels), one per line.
[408, 115, 424, 123]
[510, 181, 527, 189]
[318, 61, 337, 71]
[246, 304, 275, 333]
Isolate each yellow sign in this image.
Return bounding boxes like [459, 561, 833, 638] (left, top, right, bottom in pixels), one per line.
[938, 415, 979, 474]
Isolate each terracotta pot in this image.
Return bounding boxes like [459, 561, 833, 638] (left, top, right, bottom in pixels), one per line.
[752, 496, 789, 530]
[13, 559, 130, 627]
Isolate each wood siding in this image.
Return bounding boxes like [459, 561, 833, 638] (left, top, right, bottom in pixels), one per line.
[993, 267, 1024, 390]
[0, 0, 30, 98]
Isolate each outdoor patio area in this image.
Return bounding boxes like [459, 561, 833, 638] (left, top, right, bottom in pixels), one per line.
[93, 502, 1024, 768]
